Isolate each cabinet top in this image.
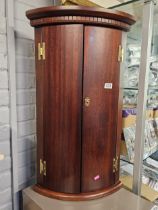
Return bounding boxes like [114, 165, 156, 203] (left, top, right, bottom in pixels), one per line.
[26, 6, 136, 31]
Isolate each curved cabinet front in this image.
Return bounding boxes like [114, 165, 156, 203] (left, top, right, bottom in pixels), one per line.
[26, 6, 135, 200]
[82, 26, 122, 193]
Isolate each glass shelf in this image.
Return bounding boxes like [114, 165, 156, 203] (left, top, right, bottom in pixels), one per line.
[123, 87, 138, 90]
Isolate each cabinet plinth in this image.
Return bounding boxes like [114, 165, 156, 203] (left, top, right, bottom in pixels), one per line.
[26, 6, 135, 201]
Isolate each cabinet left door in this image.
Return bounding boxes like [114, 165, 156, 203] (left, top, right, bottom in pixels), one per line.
[35, 25, 84, 193]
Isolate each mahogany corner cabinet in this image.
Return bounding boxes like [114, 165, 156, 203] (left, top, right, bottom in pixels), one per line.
[26, 6, 135, 201]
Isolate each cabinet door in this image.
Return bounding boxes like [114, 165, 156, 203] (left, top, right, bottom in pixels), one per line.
[38, 25, 83, 193]
[82, 26, 122, 192]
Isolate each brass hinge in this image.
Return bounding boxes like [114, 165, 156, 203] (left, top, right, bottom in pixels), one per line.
[118, 45, 124, 62]
[113, 156, 119, 173]
[38, 42, 45, 60]
[40, 159, 46, 176]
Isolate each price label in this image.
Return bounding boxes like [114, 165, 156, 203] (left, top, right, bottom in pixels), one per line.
[94, 175, 100, 181]
[104, 83, 113, 89]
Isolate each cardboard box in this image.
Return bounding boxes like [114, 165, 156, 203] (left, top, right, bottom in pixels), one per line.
[120, 176, 158, 202]
[120, 140, 128, 156]
[122, 108, 154, 128]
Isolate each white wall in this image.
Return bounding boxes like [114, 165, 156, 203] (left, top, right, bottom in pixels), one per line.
[0, 0, 12, 209]
[15, 0, 53, 191]
[0, 0, 53, 209]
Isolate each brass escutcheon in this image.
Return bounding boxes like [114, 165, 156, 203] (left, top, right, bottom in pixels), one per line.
[84, 97, 91, 107]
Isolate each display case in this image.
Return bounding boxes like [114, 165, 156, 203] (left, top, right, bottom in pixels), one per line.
[113, 0, 158, 203]
[142, 2, 158, 198]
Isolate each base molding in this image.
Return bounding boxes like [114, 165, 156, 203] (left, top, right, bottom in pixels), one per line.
[33, 181, 122, 201]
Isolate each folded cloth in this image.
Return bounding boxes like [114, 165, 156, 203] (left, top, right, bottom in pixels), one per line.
[127, 50, 141, 58]
[123, 90, 138, 107]
[149, 71, 158, 87]
[147, 95, 158, 108]
[151, 62, 158, 70]
[146, 157, 158, 169]
[127, 44, 141, 52]
[150, 150, 158, 161]
[128, 61, 140, 67]
[128, 66, 139, 87]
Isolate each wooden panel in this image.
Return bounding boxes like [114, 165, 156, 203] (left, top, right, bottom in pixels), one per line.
[115, 84, 123, 182]
[82, 26, 122, 192]
[35, 27, 44, 185]
[41, 25, 83, 193]
[26, 6, 136, 27]
[33, 182, 122, 201]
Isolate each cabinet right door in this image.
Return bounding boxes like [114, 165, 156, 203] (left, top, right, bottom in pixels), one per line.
[82, 26, 122, 192]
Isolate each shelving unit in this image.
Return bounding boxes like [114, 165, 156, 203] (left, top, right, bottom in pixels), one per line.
[113, 0, 158, 201]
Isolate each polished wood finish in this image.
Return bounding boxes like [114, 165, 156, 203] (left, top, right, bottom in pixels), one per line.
[26, 6, 135, 200]
[26, 6, 135, 31]
[35, 27, 44, 185]
[33, 181, 122, 201]
[41, 25, 83, 193]
[82, 26, 122, 192]
[29, 17, 130, 32]
[115, 86, 123, 182]
[26, 6, 135, 25]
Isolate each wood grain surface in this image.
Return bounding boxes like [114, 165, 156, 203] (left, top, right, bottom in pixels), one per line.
[35, 27, 44, 185]
[26, 6, 136, 25]
[33, 181, 122, 201]
[39, 24, 83, 193]
[29, 6, 136, 198]
[81, 26, 122, 192]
